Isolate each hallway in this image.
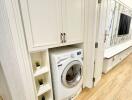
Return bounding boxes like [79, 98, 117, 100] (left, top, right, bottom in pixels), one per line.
[77, 54, 132, 100]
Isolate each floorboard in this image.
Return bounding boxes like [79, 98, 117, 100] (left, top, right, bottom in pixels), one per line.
[77, 54, 132, 100]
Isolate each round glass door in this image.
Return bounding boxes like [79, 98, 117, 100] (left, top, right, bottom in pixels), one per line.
[61, 60, 82, 88]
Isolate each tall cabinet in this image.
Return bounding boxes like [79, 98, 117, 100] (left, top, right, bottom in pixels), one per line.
[20, 0, 84, 51]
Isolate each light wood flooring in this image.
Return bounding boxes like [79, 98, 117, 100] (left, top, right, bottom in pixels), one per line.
[0, 96, 3, 100]
[77, 54, 132, 100]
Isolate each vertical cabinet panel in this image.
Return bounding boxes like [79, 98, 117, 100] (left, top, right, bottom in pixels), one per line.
[24, 0, 60, 49]
[62, 0, 84, 43]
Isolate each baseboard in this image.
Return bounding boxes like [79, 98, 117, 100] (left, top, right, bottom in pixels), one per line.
[94, 76, 101, 87]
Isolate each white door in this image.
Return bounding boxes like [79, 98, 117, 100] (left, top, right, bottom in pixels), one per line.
[94, 0, 107, 86]
[62, 0, 84, 44]
[20, 0, 61, 51]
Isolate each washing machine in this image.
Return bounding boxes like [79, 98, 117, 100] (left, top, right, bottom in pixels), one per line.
[50, 47, 83, 100]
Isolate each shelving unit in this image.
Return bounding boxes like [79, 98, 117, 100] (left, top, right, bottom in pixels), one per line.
[30, 50, 53, 100]
[37, 84, 51, 96]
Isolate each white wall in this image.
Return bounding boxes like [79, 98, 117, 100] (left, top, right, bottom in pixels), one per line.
[119, 0, 132, 8]
[120, 2, 132, 40]
[104, 0, 132, 49]
[122, 0, 132, 38]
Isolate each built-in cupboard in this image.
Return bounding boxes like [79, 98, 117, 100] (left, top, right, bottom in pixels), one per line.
[20, 0, 84, 51]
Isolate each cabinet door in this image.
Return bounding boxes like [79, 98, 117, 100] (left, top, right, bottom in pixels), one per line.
[62, 0, 84, 44]
[20, 0, 61, 51]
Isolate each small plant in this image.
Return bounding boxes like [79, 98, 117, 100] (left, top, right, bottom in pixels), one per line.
[35, 61, 40, 67]
[38, 79, 44, 85]
[42, 95, 45, 100]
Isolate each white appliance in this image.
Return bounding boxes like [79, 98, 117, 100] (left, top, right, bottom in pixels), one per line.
[50, 47, 83, 100]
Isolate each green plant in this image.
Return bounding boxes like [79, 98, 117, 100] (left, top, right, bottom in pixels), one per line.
[42, 95, 45, 100]
[35, 61, 40, 67]
[38, 79, 43, 85]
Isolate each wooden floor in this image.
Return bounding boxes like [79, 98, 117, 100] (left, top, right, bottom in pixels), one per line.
[77, 54, 132, 100]
[0, 96, 3, 100]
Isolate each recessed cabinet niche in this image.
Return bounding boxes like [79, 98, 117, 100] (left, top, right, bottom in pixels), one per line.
[20, 0, 84, 51]
[30, 50, 53, 100]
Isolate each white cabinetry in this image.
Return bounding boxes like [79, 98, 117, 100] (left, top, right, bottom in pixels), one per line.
[20, 0, 60, 51]
[20, 0, 84, 51]
[103, 47, 132, 73]
[62, 0, 84, 44]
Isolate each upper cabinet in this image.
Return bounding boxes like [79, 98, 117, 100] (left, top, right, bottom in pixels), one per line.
[20, 0, 60, 51]
[62, 0, 84, 44]
[20, 0, 84, 51]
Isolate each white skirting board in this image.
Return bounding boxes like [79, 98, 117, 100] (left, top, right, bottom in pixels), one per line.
[103, 47, 132, 73]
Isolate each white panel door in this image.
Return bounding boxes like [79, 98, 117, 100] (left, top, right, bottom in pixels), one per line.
[62, 0, 84, 44]
[20, 0, 61, 51]
[94, 0, 107, 86]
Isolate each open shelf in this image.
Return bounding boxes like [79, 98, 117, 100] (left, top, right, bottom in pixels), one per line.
[35, 70, 51, 96]
[35, 72, 49, 91]
[31, 52, 49, 72]
[34, 67, 49, 77]
[38, 90, 52, 100]
[37, 84, 51, 96]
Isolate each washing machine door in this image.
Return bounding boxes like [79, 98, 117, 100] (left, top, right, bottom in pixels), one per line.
[61, 60, 82, 88]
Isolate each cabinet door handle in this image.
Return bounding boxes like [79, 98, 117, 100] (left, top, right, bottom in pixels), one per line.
[63, 33, 66, 43]
[60, 33, 64, 43]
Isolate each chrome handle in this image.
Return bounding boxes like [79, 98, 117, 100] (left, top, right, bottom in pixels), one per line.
[60, 33, 64, 43]
[63, 33, 66, 43]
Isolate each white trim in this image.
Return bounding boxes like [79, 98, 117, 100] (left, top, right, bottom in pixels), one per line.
[4, 0, 36, 100]
[94, 76, 101, 86]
